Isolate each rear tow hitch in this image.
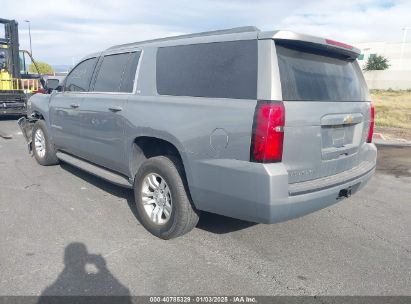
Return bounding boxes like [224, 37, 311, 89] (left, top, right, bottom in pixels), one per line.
[338, 187, 352, 199]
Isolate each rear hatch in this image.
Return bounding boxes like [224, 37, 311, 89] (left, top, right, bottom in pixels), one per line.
[274, 38, 372, 184]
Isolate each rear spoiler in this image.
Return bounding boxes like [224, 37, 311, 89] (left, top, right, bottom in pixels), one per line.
[259, 30, 360, 60]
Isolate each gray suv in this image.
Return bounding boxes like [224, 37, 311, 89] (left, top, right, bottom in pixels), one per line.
[18, 27, 377, 239]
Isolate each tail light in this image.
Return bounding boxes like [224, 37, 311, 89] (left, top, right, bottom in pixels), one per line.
[250, 102, 285, 163]
[367, 102, 375, 143]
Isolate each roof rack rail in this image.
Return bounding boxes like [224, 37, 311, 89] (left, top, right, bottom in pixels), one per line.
[107, 26, 260, 50]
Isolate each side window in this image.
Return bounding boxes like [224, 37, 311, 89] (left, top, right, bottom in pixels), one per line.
[119, 52, 141, 93]
[93, 52, 140, 93]
[156, 40, 258, 99]
[64, 58, 97, 92]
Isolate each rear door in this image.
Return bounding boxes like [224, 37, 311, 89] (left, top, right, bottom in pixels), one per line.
[274, 41, 372, 184]
[78, 51, 141, 175]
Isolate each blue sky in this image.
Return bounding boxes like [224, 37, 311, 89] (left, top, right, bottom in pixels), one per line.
[1, 0, 410, 65]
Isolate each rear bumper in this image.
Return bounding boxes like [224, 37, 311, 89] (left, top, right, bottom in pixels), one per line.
[264, 165, 375, 223]
[189, 144, 377, 224]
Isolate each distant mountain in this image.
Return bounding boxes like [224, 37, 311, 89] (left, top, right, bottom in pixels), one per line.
[52, 64, 73, 73]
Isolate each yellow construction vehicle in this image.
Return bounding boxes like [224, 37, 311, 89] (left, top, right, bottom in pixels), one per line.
[1, 18, 45, 115]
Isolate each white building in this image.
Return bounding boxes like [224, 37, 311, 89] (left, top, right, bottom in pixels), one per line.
[355, 41, 411, 70]
[354, 42, 411, 89]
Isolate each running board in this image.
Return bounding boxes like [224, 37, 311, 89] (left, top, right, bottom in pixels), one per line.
[56, 152, 133, 188]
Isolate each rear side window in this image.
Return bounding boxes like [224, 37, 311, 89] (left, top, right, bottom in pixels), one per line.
[156, 40, 257, 99]
[64, 58, 97, 92]
[276, 44, 367, 101]
[120, 52, 141, 92]
[93, 52, 140, 93]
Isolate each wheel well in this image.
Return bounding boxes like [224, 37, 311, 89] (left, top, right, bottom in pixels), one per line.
[132, 136, 194, 204]
[134, 137, 182, 160]
[131, 137, 186, 178]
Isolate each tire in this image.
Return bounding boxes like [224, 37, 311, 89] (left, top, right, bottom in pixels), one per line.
[134, 155, 200, 239]
[32, 120, 59, 166]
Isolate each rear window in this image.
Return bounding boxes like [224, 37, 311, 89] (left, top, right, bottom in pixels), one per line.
[156, 40, 257, 99]
[276, 44, 367, 101]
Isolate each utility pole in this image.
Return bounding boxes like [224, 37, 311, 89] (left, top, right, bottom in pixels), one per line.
[400, 27, 410, 69]
[24, 20, 32, 56]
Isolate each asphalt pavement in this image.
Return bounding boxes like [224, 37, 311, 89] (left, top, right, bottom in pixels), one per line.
[0, 117, 410, 296]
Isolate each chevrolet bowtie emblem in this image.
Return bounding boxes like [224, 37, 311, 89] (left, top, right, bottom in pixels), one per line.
[343, 114, 353, 124]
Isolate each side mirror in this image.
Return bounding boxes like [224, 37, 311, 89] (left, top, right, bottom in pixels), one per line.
[46, 79, 60, 92]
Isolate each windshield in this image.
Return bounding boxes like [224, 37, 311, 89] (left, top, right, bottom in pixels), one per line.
[276, 44, 368, 102]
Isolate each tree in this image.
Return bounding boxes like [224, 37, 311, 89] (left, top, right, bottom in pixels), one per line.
[28, 61, 54, 74]
[363, 54, 390, 71]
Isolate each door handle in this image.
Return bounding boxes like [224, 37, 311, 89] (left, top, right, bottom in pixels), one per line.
[108, 105, 123, 112]
[70, 103, 79, 109]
